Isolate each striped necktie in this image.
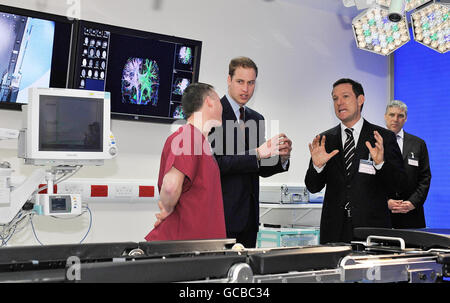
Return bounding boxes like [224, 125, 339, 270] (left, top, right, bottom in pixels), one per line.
[344, 128, 355, 176]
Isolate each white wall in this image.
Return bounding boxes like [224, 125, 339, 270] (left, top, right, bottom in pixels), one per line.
[0, 0, 390, 246]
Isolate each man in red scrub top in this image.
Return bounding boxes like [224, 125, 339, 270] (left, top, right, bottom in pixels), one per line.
[145, 82, 226, 241]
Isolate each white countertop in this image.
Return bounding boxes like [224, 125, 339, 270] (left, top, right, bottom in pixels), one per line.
[260, 202, 322, 209]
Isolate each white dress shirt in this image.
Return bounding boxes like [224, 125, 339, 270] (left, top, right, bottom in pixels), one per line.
[340, 117, 364, 149]
[396, 129, 404, 155]
[225, 93, 244, 122]
[314, 117, 383, 172]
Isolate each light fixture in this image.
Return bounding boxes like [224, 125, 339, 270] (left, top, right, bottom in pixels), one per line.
[410, 1, 450, 53]
[377, 0, 433, 12]
[352, 4, 411, 55]
[343, 0, 378, 10]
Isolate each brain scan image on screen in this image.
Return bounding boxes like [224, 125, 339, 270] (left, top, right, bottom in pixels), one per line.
[121, 57, 160, 106]
[173, 105, 185, 119]
[172, 78, 190, 95]
[178, 46, 193, 65]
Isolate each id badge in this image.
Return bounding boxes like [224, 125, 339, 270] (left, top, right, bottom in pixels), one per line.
[359, 159, 376, 175]
[408, 158, 419, 167]
[408, 152, 419, 167]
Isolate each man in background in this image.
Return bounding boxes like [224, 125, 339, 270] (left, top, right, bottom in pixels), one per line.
[384, 100, 431, 228]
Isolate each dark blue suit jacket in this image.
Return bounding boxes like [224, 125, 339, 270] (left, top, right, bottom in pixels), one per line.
[305, 119, 407, 244]
[391, 131, 431, 228]
[210, 96, 288, 234]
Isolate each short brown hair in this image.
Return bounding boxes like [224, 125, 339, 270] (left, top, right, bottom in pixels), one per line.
[228, 56, 258, 78]
[332, 78, 365, 98]
[182, 82, 215, 119]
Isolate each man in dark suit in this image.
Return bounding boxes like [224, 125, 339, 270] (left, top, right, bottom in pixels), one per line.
[210, 57, 292, 248]
[384, 100, 431, 228]
[305, 78, 407, 244]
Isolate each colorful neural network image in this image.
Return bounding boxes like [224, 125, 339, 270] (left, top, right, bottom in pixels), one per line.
[121, 57, 160, 106]
[172, 78, 190, 95]
[178, 46, 193, 65]
[173, 105, 185, 119]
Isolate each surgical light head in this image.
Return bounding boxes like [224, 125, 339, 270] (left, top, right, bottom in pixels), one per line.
[411, 2, 450, 54]
[352, 4, 410, 55]
[377, 0, 434, 13]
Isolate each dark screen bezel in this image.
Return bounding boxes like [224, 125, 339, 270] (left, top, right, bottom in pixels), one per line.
[71, 19, 202, 124]
[0, 4, 76, 111]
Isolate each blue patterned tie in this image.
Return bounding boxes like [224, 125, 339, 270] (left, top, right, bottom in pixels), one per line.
[239, 107, 245, 132]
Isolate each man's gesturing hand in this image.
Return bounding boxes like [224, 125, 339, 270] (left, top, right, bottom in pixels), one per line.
[308, 135, 339, 168]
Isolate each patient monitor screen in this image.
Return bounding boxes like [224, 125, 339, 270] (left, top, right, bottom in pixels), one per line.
[38, 95, 104, 152]
[50, 196, 71, 213]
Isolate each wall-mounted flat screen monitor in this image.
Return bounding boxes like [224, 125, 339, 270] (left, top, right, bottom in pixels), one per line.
[0, 5, 75, 110]
[71, 20, 202, 123]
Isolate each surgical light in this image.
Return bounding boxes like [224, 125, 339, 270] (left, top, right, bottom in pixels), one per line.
[352, 5, 411, 55]
[410, 1, 450, 53]
[377, 0, 433, 12]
